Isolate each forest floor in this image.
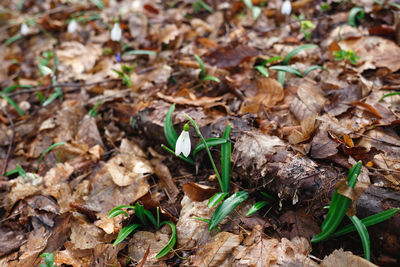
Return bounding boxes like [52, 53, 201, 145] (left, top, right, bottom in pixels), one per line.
[0, 0, 400, 266]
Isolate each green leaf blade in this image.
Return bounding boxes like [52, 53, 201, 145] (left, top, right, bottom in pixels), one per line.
[348, 215, 370, 261]
[193, 137, 227, 158]
[246, 201, 268, 216]
[113, 224, 141, 246]
[155, 221, 177, 258]
[269, 65, 303, 77]
[163, 104, 179, 149]
[283, 44, 318, 65]
[208, 192, 229, 208]
[221, 125, 231, 193]
[208, 191, 249, 231]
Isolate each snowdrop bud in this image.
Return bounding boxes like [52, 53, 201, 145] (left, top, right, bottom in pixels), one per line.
[68, 19, 78, 33]
[175, 123, 191, 157]
[20, 23, 30, 35]
[110, 23, 122, 41]
[281, 0, 292, 15]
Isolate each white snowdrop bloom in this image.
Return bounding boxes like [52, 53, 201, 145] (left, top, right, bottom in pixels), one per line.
[281, 0, 292, 15]
[110, 23, 122, 41]
[175, 123, 191, 157]
[20, 23, 30, 35]
[68, 19, 78, 33]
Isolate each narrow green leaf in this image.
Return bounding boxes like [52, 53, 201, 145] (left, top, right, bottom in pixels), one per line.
[209, 191, 249, 231]
[38, 142, 65, 164]
[1, 94, 24, 116]
[254, 65, 269, 77]
[348, 7, 364, 27]
[260, 192, 277, 201]
[42, 87, 63, 106]
[194, 54, 206, 79]
[378, 91, 400, 102]
[208, 192, 229, 208]
[303, 65, 328, 76]
[331, 208, 399, 238]
[252, 6, 261, 19]
[2, 84, 33, 94]
[270, 65, 303, 77]
[277, 71, 286, 86]
[5, 34, 23, 46]
[113, 224, 141, 246]
[283, 44, 318, 65]
[124, 50, 157, 56]
[193, 137, 227, 158]
[90, 0, 104, 10]
[108, 205, 136, 218]
[347, 161, 362, 188]
[193, 0, 214, 13]
[265, 56, 283, 64]
[348, 215, 370, 261]
[193, 216, 210, 223]
[202, 76, 220, 83]
[88, 99, 104, 117]
[221, 125, 231, 193]
[161, 144, 195, 165]
[144, 209, 158, 228]
[134, 203, 148, 226]
[246, 201, 269, 216]
[163, 104, 178, 149]
[155, 221, 177, 258]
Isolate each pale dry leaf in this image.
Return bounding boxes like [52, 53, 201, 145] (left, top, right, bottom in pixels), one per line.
[70, 220, 107, 250]
[176, 196, 214, 249]
[193, 232, 242, 267]
[233, 131, 285, 172]
[106, 154, 153, 187]
[56, 42, 102, 80]
[5, 175, 44, 210]
[16, 227, 51, 267]
[54, 241, 92, 267]
[128, 231, 170, 264]
[320, 249, 377, 267]
[288, 115, 317, 144]
[160, 24, 179, 44]
[233, 225, 317, 267]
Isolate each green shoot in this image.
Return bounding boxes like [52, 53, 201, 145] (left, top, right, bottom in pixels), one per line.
[246, 201, 269, 216]
[333, 49, 360, 65]
[42, 86, 62, 106]
[5, 34, 23, 46]
[163, 104, 179, 149]
[38, 142, 66, 164]
[254, 65, 269, 77]
[208, 192, 229, 208]
[208, 191, 249, 231]
[269, 65, 303, 77]
[194, 55, 220, 83]
[108, 205, 136, 218]
[112, 69, 132, 87]
[113, 224, 141, 246]
[88, 99, 104, 117]
[134, 202, 148, 226]
[303, 65, 328, 76]
[221, 125, 231, 193]
[243, 0, 261, 19]
[124, 50, 157, 56]
[348, 7, 364, 27]
[155, 221, 177, 258]
[283, 44, 318, 65]
[193, 137, 227, 158]
[90, 0, 104, 10]
[321, 3, 331, 12]
[348, 215, 370, 261]
[378, 92, 400, 102]
[40, 252, 57, 267]
[331, 208, 399, 238]
[192, 0, 214, 13]
[0, 93, 24, 116]
[293, 14, 315, 41]
[4, 164, 26, 178]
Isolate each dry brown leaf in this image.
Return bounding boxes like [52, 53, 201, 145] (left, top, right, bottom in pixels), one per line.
[176, 196, 214, 249]
[128, 231, 170, 264]
[233, 225, 317, 267]
[70, 219, 109, 250]
[5, 174, 44, 210]
[151, 159, 180, 201]
[157, 92, 224, 106]
[182, 182, 218, 202]
[288, 115, 317, 144]
[320, 249, 377, 267]
[76, 115, 105, 149]
[193, 232, 241, 267]
[106, 154, 153, 187]
[54, 241, 92, 267]
[204, 44, 259, 68]
[339, 36, 400, 73]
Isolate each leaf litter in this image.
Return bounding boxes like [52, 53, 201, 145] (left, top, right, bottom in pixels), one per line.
[0, 0, 399, 266]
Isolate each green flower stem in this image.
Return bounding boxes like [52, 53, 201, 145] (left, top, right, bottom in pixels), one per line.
[184, 113, 222, 191]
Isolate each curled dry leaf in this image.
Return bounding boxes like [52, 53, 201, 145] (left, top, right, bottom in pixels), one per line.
[182, 182, 218, 202]
[193, 232, 241, 267]
[288, 115, 317, 144]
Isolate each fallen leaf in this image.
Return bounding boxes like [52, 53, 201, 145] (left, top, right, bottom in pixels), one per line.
[204, 44, 259, 68]
[128, 231, 170, 264]
[321, 249, 377, 267]
[182, 182, 218, 202]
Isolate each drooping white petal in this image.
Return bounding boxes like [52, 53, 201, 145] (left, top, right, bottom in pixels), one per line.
[20, 23, 30, 35]
[281, 0, 292, 15]
[110, 23, 122, 41]
[175, 130, 191, 157]
[68, 20, 78, 33]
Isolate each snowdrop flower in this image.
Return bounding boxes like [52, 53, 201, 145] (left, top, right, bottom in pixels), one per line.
[20, 23, 30, 35]
[110, 23, 122, 41]
[281, 0, 292, 15]
[68, 19, 78, 33]
[175, 123, 191, 157]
